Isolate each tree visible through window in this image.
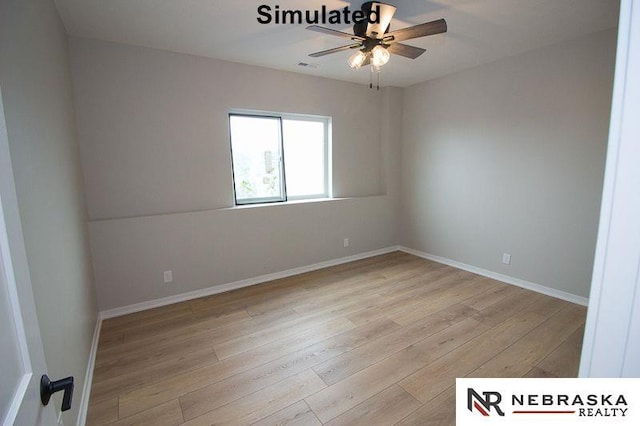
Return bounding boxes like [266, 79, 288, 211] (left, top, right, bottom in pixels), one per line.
[229, 112, 330, 205]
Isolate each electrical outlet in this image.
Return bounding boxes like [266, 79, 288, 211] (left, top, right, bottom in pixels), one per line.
[163, 270, 173, 283]
[502, 253, 511, 265]
[343, 238, 350, 248]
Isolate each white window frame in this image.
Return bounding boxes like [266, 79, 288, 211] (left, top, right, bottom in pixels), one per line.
[228, 110, 331, 206]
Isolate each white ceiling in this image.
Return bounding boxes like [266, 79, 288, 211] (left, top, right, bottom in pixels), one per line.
[53, 0, 619, 87]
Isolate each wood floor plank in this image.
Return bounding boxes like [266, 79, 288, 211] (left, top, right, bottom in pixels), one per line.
[116, 313, 203, 344]
[299, 252, 415, 285]
[213, 314, 356, 360]
[93, 337, 216, 383]
[345, 305, 392, 326]
[525, 293, 573, 318]
[118, 316, 355, 418]
[97, 331, 123, 350]
[471, 288, 543, 327]
[305, 317, 489, 423]
[181, 369, 326, 426]
[93, 310, 304, 387]
[399, 310, 547, 403]
[345, 270, 471, 326]
[375, 266, 467, 301]
[387, 275, 497, 325]
[324, 385, 421, 426]
[90, 349, 218, 404]
[186, 286, 307, 322]
[535, 325, 585, 377]
[85, 396, 118, 426]
[101, 302, 192, 334]
[298, 294, 383, 323]
[86, 252, 587, 426]
[313, 303, 477, 386]
[373, 257, 440, 281]
[257, 273, 385, 315]
[469, 304, 586, 378]
[242, 288, 318, 317]
[343, 272, 464, 326]
[178, 318, 399, 421]
[369, 263, 449, 295]
[290, 292, 385, 319]
[122, 309, 252, 344]
[250, 401, 321, 426]
[524, 366, 560, 378]
[110, 400, 183, 426]
[395, 386, 456, 426]
[96, 309, 299, 366]
[461, 281, 518, 311]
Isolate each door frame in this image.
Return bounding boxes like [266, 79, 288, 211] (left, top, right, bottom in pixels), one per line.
[579, 0, 640, 377]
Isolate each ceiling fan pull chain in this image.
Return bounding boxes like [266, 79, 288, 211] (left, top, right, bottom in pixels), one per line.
[370, 66, 373, 89]
[377, 69, 380, 90]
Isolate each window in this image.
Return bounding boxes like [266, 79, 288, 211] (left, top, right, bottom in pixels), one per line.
[229, 112, 330, 205]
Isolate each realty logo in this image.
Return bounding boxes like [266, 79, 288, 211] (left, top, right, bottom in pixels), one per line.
[468, 388, 505, 417]
[458, 378, 640, 425]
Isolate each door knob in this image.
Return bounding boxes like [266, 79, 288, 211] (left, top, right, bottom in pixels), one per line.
[40, 375, 74, 412]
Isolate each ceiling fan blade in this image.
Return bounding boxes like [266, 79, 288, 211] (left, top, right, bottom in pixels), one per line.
[306, 25, 364, 41]
[386, 43, 426, 59]
[365, 2, 397, 38]
[309, 43, 362, 58]
[385, 18, 447, 43]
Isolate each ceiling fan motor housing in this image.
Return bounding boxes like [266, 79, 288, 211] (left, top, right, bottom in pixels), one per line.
[362, 37, 384, 52]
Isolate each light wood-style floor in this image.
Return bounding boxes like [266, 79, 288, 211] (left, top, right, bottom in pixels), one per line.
[86, 251, 586, 425]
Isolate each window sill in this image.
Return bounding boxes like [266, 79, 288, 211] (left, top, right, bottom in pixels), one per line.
[88, 195, 387, 222]
[225, 197, 344, 210]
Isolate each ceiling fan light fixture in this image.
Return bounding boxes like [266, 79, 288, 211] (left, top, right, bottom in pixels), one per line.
[348, 50, 367, 69]
[371, 45, 390, 67]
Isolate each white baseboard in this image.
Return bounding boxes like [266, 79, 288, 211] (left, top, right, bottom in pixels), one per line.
[99, 244, 587, 320]
[100, 246, 400, 319]
[398, 246, 589, 306]
[76, 315, 102, 426]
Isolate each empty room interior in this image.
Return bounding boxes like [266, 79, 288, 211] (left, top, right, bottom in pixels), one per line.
[2, 0, 638, 425]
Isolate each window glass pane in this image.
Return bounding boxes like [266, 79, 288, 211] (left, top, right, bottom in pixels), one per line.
[283, 119, 326, 197]
[230, 115, 284, 203]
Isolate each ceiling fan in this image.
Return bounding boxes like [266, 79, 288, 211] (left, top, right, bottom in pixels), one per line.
[307, 2, 447, 71]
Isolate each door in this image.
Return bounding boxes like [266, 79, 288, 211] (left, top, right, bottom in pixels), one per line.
[0, 88, 57, 425]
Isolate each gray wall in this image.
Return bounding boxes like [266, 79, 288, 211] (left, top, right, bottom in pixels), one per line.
[69, 38, 402, 311]
[0, 0, 98, 424]
[400, 29, 617, 298]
